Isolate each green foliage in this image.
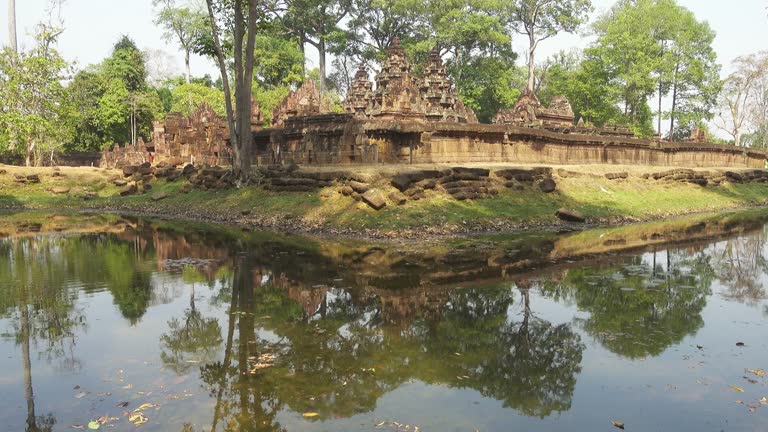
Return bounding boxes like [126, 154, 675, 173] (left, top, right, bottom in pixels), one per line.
[254, 34, 305, 88]
[453, 58, 524, 123]
[170, 83, 227, 117]
[66, 36, 163, 151]
[588, 0, 720, 137]
[0, 24, 74, 165]
[252, 83, 292, 126]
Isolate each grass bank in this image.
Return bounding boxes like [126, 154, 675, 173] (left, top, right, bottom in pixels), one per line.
[2, 163, 768, 238]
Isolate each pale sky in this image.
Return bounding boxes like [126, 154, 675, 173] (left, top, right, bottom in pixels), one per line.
[1, 0, 767, 134]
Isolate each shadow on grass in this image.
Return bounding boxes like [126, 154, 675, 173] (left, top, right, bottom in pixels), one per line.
[0, 195, 23, 210]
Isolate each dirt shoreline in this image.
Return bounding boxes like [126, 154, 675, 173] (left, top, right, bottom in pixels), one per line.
[3, 200, 766, 242]
[4, 164, 768, 241]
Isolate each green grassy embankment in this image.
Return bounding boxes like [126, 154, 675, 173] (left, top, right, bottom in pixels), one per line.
[2, 164, 768, 237]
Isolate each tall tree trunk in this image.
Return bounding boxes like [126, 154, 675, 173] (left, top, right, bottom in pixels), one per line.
[526, 34, 536, 94]
[8, 0, 17, 53]
[299, 35, 306, 76]
[210, 272, 239, 432]
[25, 139, 33, 167]
[21, 305, 37, 431]
[669, 64, 679, 138]
[658, 80, 663, 140]
[319, 36, 326, 97]
[205, 0, 239, 164]
[185, 49, 191, 84]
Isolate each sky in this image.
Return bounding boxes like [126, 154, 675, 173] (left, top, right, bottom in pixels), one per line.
[1, 0, 767, 134]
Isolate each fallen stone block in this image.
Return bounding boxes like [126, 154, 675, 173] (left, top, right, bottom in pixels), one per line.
[340, 186, 355, 196]
[50, 186, 70, 195]
[151, 192, 170, 201]
[419, 179, 438, 190]
[137, 162, 152, 175]
[361, 190, 387, 210]
[26, 174, 41, 184]
[181, 164, 196, 176]
[724, 171, 744, 182]
[391, 174, 412, 192]
[348, 180, 370, 194]
[122, 165, 138, 177]
[119, 183, 138, 196]
[452, 167, 490, 177]
[605, 172, 628, 180]
[556, 208, 585, 223]
[388, 191, 407, 205]
[539, 178, 557, 193]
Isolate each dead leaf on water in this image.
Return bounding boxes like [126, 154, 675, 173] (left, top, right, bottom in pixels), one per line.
[759, 397, 768, 406]
[117, 402, 130, 408]
[74, 392, 88, 399]
[731, 386, 745, 393]
[611, 420, 625, 429]
[134, 403, 156, 411]
[302, 412, 319, 418]
[71, 425, 85, 430]
[747, 369, 765, 377]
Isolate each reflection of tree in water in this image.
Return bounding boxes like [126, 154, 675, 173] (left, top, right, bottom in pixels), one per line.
[196, 254, 585, 428]
[160, 266, 224, 373]
[423, 282, 584, 417]
[200, 255, 288, 432]
[557, 253, 712, 358]
[0, 237, 90, 432]
[714, 228, 768, 305]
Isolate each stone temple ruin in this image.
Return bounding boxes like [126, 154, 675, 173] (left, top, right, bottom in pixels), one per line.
[102, 37, 768, 170]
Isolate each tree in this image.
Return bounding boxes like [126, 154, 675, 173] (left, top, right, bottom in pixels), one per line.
[283, 0, 352, 95]
[170, 82, 227, 116]
[662, 6, 720, 139]
[587, 0, 719, 138]
[7, 0, 17, 52]
[714, 53, 768, 146]
[508, 0, 592, 94]
[343, 0, 427, 66]
[0, 24, 74, 165]
[204, 0, 260, 180]
[153, 0, 208, 84]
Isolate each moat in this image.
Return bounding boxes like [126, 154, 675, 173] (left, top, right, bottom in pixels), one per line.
[1, 211, 767, 431]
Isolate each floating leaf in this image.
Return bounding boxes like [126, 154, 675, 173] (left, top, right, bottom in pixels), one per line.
[71, 425, 85, 430]
[117, 401, 130, 408]
[747, 369, 765, 377]
[731, 386, 745, 393]
[129, 413, 148, 425]
[303, 412, 319, 418]
[760, 397, 768, 406]
[87, 421, 100, 430]
[611, 420, 625, 429]
[736, 342, 745, 347]
[74, 392, 88, 399]
[134, 403, 155, 411]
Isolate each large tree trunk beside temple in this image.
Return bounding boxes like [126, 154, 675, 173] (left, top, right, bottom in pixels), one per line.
[205, 0, 258, 181]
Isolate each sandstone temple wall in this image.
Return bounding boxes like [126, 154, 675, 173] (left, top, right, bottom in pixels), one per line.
[384, 126, 767, 168]
[98, 38, 768, 170]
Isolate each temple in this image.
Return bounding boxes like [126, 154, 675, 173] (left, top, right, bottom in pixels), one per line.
[101, 38, 768, 170]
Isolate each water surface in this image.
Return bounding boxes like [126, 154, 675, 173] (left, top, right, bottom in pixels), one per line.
[1, 211, 767, 432]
